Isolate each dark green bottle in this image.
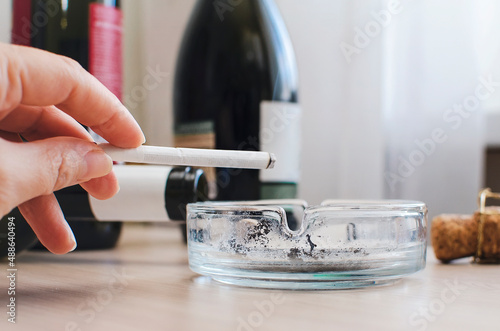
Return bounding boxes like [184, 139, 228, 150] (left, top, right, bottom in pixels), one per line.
[173, 0, 301, 202]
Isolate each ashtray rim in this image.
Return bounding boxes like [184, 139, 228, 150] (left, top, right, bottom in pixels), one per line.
[187, 199, 427, 215]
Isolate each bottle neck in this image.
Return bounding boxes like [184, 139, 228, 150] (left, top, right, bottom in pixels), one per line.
[166, 167, 208, 221]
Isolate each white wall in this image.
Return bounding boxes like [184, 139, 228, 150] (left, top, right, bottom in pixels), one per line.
[121, 0, 145, 124]
[131, 0, 194, 148]
[382, 1, 484, 217]
[0, 1, 11, 43]
[278, 0, 385, 203]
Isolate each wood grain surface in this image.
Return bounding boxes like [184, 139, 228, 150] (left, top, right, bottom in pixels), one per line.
[1, 223, 499, 331]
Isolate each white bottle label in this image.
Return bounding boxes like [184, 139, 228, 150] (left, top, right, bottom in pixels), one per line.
[89, 165, 172, 221]
[259, 101, 301, 183]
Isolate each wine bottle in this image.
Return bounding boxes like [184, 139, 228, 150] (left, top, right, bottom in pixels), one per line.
[55, 166, 208, 223]
[11, 0, 124, 249]
[12, 0, 123, 99]
[1, 165, 208, 256]
[173, 0, 301, 202]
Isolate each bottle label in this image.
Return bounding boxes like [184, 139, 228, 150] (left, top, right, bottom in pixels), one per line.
[89, 3, 123, 100]
[174, 121, 217, 199]
[259, 101, 301, 183]
[89, 165, 172, 221]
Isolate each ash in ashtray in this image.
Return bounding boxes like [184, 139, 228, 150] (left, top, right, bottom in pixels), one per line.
[245, 219, 272, 245]
[217, 218, 372, 272]
[227, 238, 249, 255]
[238, 261, 371, 273]
[287, 246, 369, 261]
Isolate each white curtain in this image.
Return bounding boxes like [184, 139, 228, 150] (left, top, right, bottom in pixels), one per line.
[381, 0, 500, 217]
[0, 2, 10, 44]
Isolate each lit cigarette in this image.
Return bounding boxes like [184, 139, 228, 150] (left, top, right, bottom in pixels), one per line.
[99, 143, 276, 169]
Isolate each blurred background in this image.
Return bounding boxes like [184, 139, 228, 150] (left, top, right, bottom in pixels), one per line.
[2, 0, 500, 219]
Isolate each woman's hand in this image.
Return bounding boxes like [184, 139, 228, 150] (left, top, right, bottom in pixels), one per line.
[0, 43, 145, 254]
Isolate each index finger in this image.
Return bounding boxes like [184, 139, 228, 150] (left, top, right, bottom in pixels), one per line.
[0, 43, 145, 148]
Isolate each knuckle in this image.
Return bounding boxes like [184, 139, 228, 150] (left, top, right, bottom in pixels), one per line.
[57, 55, 94, 107]
[46, 148, 81, 193]
[0, 51, 22, 114]
[93, 111, 120, 134]
[60, 55, 84, 72]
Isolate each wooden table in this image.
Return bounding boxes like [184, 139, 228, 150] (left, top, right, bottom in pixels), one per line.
[1, 223, 498, 331]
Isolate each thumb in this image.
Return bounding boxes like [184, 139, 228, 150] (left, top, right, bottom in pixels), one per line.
[0, 137, 113, 217]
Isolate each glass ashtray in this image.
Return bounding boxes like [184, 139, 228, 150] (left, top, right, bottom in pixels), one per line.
[186, 199, 427, 290]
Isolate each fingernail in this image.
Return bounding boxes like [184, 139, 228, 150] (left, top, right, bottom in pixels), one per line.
[80, 150, 113, 181]
[68, 230, 77, 252]
[63, 220, 77, 253]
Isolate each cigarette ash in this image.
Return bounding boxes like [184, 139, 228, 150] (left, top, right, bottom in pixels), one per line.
[221, 218, 273, 255]
[189, 228, 207, 243]
[235, 233, 372, 272]
[245, 219, 272, 246]
[220, 219, 371, 271]
[286, 237, 369, 261]
[227, 238, 249, 255]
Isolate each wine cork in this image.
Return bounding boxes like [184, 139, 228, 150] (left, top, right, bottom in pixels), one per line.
[431, 214, 478, 262]
[431, 208, 500, 262]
